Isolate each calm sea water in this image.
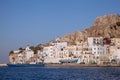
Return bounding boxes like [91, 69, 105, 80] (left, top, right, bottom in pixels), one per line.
[0, 67, 120, 80]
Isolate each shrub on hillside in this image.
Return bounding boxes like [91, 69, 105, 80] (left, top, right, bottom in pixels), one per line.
[116, 22, 120, 26]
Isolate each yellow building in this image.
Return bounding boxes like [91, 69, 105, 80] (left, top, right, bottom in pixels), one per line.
[111, 38, 120, 46]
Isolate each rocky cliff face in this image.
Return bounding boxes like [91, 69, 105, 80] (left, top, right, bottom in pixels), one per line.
[60, 30, 88, 45]
[88, 14, 120, 38]
[59, 14, 120, 45]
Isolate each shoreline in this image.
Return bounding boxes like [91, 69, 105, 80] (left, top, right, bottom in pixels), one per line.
[45, 63, 120, 67]
[0, 64, 7, 67]
[1, 63, 120, 67]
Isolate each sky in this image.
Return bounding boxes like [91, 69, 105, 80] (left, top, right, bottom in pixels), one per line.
[0, 0, 120, 63]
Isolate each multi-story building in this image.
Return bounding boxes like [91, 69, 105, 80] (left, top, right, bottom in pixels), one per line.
[111, 46, 120, 63]
[111, 38, 120, 46]
[91, 45, 105, 54]
[88, 37, 104, 46]
[88, 37, 106, 54]
[9, 37, 120, 64]
[87, 37, 107, 64]
[42, 46, 58, 63]
[42, 46, 55, 58]
[43, 41, 68, 63]
[24, 46, 34, 61]
[18, 53, 24, 64]
[59, 47, 69, 58]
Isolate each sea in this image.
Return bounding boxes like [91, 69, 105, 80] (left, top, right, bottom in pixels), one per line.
[0, 67, 120, 80]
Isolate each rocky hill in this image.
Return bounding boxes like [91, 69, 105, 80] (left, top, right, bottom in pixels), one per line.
[9, 14, 120, 56]
[60, 14, 120, 45]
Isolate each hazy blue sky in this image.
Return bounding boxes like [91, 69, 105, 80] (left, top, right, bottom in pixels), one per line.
[0, 0, 120, 63]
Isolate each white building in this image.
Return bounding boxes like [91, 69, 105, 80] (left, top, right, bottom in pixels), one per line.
[88, 37, 106, 54]
[115, 47, 120, 59]
[91, 45, 105, 54]
[43, 46, 58, 63]
[82, 45, 92, 54]
[43, 42, 68, 63]
[43, 46, 55, 58]
[112, 46, 120, 60]
[88, 37, 103, 46]
[59, 47, 69, 58]
[24, 46, 34, 60]
[111, 38, 120, 46]
[53, 42, 68, 58]
[18, 53, 24, 64]
[13, 50, 20, 53]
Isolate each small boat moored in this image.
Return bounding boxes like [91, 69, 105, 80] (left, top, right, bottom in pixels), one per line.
[7, 63, 45, 67]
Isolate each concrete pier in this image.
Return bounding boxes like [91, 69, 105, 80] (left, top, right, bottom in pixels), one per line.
[0, 64, 7, 67]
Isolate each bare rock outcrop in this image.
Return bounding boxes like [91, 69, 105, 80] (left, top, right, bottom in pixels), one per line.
[59, 14, 120, 45]
[60, 30, 88, 45]
[88, 14, 120, 38]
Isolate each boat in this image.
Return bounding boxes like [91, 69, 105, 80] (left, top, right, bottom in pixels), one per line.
[59, 58, 78, 63]
[7, 63, 45, 67]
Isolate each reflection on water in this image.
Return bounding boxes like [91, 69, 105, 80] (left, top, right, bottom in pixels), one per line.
[0, 67, 120, 80]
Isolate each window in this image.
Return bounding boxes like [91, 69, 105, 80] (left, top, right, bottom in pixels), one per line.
[118, 47, 120, 49]
[61, 48, 63, 51]
[96, 56, 99, 59]
[76, 47, 79, 51]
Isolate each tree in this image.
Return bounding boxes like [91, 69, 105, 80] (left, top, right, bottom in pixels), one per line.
[116, 22, 120, 26]
[30, 46, 35, 50]
[19, 47, 24, 50]
[9, 50, 14, 56]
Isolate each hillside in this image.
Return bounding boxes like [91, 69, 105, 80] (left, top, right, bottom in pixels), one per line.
[60, 14, 120, 45]
[9, 14, 120, 53]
